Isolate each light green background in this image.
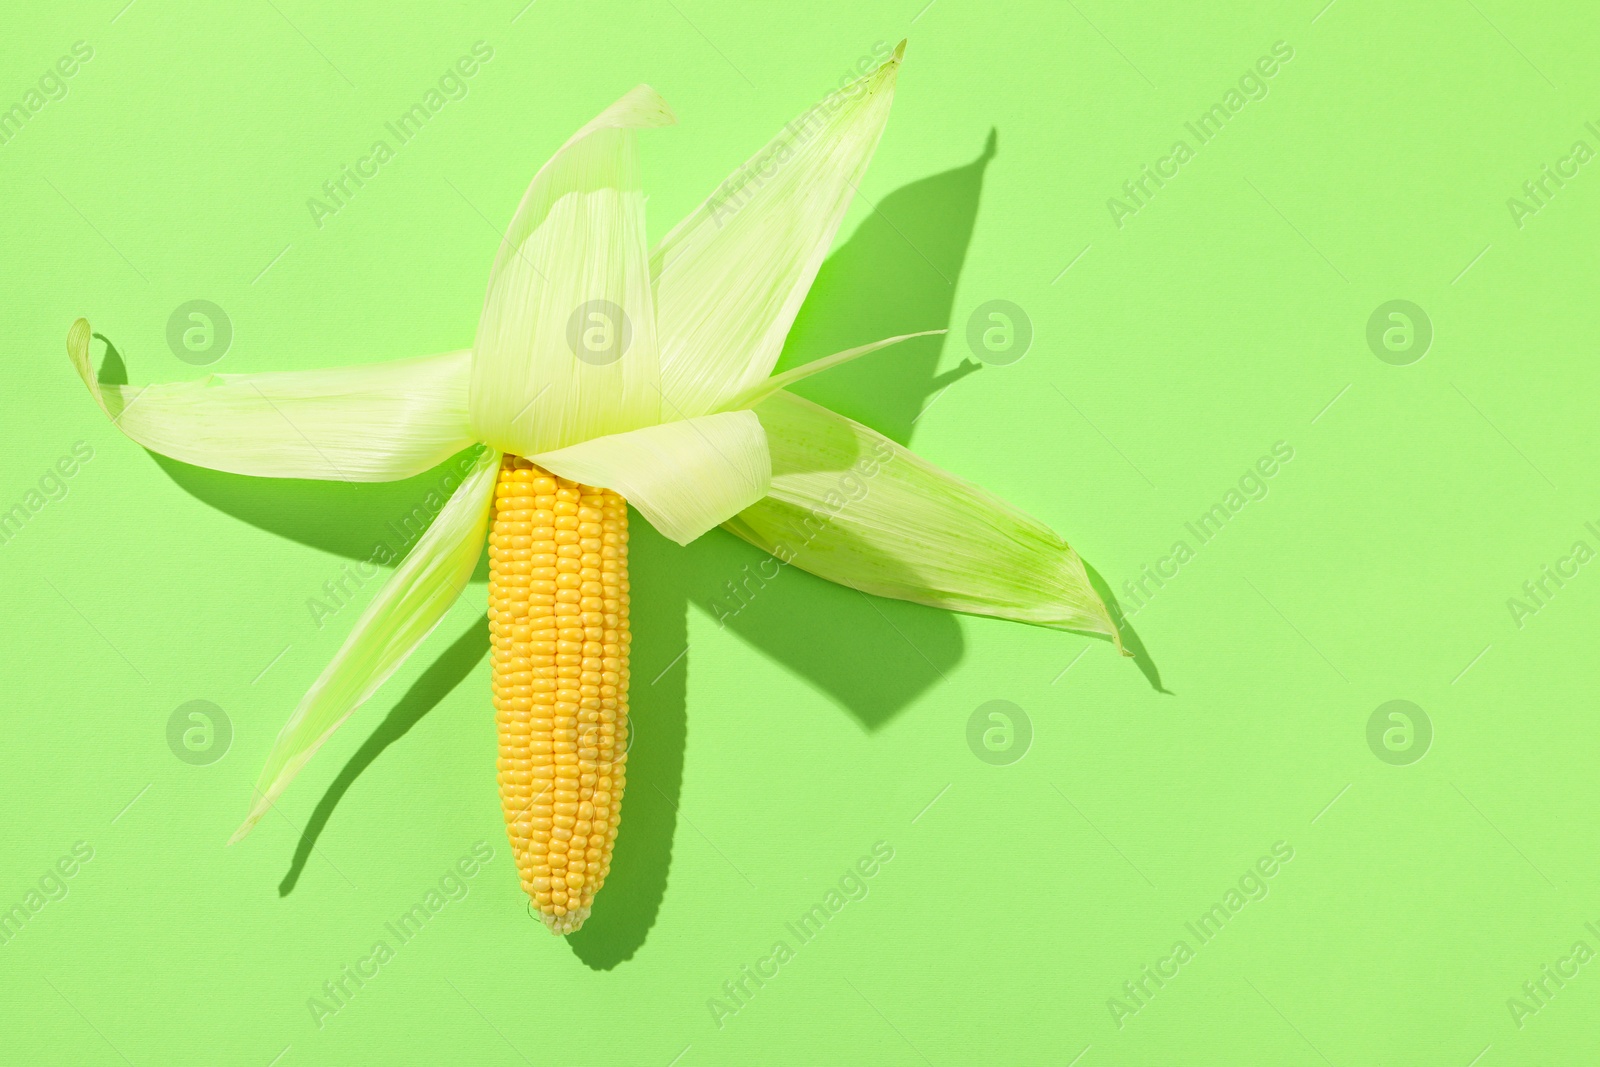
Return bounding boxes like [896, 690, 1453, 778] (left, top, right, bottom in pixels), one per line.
[3, 1, 1597, 1064]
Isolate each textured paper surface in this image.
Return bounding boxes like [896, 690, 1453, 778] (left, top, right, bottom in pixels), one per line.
[2, 2, 1596, 1064]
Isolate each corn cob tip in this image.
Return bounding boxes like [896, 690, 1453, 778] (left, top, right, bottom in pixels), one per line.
[541, 906, 591, 936]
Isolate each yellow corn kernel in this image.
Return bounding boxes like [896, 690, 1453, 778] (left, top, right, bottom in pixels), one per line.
[489, 455, 630, 935]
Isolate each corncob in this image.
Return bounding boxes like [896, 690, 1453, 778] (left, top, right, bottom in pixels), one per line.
[488, 455, 630, 934]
